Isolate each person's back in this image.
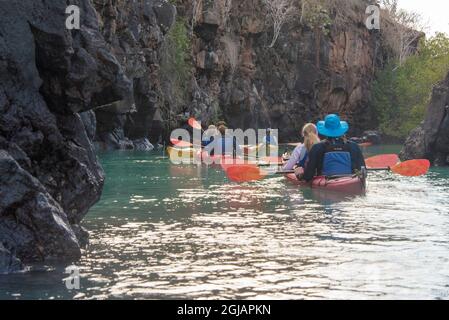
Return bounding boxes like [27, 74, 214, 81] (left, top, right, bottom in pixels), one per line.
[219, 136, 236, 155]
[216, 125, 241, 156]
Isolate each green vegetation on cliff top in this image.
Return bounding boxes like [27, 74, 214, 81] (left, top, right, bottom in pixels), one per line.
[372, 33, 449, 140]
[161, 17, 192, 108]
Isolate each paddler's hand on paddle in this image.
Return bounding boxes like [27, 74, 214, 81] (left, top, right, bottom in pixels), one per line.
[294, 166, 304, 180]
[282, 152, 290, 162]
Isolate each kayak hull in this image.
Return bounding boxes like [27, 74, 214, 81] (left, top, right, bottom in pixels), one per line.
[167, 146, 195, 160]
[285, 174, 366, 194]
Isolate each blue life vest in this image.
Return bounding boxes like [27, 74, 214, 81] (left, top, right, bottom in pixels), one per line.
[322, 141, 353, 176]
[202, 137, 214, 147]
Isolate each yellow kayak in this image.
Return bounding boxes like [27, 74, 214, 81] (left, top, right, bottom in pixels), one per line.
[167, 146, 196, 161]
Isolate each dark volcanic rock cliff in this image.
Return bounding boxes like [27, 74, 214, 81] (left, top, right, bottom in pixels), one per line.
[92, 0, 388, 146]
[185, 0, 383, 140]
[400, 73, 449, 166]
[92, 0, 177, 149]
[0, 0, 131, 272]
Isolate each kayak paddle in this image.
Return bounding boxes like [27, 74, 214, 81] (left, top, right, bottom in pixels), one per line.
[369, 159, 431, 177]
[279, 142, 301, 147]
[256, 154, 400, 168]
[365, 154, 399, 169]
[226, 165, 284, 183]
[170, 138, 195, 148]
[225, 159, 431, 182]
[188, 117, 203, 130]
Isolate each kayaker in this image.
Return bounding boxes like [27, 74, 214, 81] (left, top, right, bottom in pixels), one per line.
[283, 123, 320, 171]
[217, 125, 241, 156]
[261, 128, 279, 146]
[202, 125, 219, 147]
[259, 128, 279, 156]
[295, 114, 366, 182]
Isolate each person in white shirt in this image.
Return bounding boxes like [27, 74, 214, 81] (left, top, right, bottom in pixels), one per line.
[283, 123, 320, 172]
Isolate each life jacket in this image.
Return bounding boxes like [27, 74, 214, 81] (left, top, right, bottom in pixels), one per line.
[322, 140, 353, 176]
[202, 137, 214, 147]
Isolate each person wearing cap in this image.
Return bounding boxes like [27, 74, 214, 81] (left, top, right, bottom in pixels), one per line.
[296, 114, 366, 182]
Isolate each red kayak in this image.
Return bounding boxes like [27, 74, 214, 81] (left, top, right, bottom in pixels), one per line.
[285, 173, 366, 194]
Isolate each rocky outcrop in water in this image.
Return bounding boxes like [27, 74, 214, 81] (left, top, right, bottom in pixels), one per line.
[0, 0, 130, 271]
[400, 73, 449, 165]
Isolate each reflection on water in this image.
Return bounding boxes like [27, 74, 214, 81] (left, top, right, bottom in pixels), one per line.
[1, 147, 449, 300]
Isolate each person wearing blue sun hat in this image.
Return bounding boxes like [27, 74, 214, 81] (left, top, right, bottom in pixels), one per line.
[295, 114, 366, 182]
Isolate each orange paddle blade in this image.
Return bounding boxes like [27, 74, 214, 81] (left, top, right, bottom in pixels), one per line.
[188, 117, 202, 130]
[170, 139, 193, 148]
[365, 154, 399, 169]
[226, 165, 267, 182]
[391, 159, 430, 177]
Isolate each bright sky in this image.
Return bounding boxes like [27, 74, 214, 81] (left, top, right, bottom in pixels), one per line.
[398, 0, 449, 36]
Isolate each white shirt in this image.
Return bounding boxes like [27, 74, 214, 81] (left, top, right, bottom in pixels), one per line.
[283, 144, 307, 171]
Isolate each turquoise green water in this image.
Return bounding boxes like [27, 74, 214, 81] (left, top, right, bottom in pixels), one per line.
[1, 146, 449, 299]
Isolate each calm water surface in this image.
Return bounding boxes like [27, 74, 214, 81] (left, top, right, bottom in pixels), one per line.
[1, 145, 449, 300]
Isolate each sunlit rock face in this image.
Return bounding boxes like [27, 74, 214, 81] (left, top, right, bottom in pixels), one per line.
[187, 0, 386, 140]
[0, 0, 131, 270]
[401, 73, 449, 166]
[93, 0, 395, 145]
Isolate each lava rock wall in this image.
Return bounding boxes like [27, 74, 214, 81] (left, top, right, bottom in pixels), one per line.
[0, 0, 131, 272]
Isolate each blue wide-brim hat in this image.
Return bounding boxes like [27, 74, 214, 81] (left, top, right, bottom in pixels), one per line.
[317, 114, 349, 138]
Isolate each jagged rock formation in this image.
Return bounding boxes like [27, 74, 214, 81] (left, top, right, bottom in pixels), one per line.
[187, 0, 385, 140]
[92, 0, 177, 150]
[92, 0, 390, 146]
[400, 73, 449, 166]
[0, 0, 131, 272]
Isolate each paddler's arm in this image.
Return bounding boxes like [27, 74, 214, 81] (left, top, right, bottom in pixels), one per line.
[302, 144, 323, 182]
[349, 142, 366, 171]
[283, 144, 304, 171]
